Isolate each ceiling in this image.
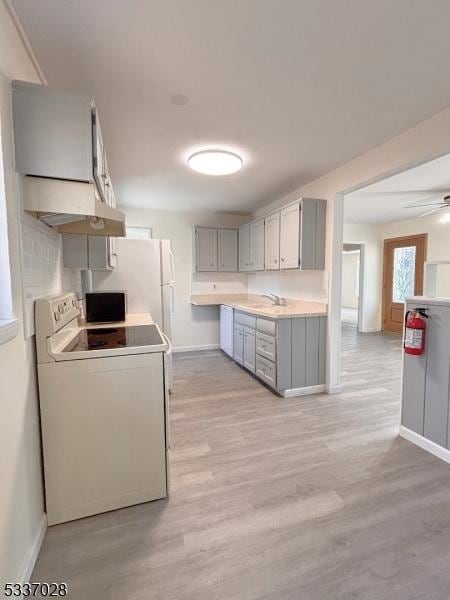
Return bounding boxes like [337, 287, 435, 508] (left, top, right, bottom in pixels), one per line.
[11, 0, 450, 213]
[345, 153, 450, 225]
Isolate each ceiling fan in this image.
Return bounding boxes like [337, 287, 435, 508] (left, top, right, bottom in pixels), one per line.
[357, 189, 450, 218]
[405, 192, 450, 217]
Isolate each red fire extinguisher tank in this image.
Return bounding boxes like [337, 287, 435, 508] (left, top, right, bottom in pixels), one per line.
[404, 308, 428, 356]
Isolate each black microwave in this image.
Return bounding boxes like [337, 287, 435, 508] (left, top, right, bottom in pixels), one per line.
[85, 292, 127, 323]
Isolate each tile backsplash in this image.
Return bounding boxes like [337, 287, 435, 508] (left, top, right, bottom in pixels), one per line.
[21, 213, 81, 337]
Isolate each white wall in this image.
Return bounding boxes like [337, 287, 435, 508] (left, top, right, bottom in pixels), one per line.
[120, 207, 249, 350]
[247, 270, 328, 303]
[343, 222, 383, 332]
[0, 1, 81, 586]
[341, 252, 359, 309]
[253, 103, 450, 388]
[0, 1, 46, 586]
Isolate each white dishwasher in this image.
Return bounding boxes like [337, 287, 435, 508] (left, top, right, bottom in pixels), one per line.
[220, 304, 234, 357]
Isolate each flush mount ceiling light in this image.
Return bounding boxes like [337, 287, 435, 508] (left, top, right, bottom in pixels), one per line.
[188, 150, 243, 175]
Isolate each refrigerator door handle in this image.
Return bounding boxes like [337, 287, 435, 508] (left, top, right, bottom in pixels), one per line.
[169, 250, 175, 283]
[161, 332, 173, 356]
[170, 284, 175, 316]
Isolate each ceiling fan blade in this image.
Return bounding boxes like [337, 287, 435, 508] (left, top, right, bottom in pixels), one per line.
[418, 207, 445, 218]
[359, 190, 449, 197]
[406, 202, 446, 208]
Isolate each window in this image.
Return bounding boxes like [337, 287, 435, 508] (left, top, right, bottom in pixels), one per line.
[0, 117, 18, 344]
[125, 227, 152, 240]
[392, 246, 416, 303]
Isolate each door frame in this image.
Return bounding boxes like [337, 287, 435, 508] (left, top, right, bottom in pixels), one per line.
[330, 150, 450, 392]
[381, 233, 428, 332]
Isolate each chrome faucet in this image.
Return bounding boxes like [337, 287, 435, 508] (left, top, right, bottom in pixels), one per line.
[262, 293, 286, 306]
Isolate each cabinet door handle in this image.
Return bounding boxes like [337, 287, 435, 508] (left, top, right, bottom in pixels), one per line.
[274, 259, 278, 263]
[281, 257, 285, 262]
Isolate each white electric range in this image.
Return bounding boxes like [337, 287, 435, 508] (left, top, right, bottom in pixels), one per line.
[35, 292, 171, 526]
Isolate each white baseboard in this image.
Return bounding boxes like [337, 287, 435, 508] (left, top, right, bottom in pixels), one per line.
[399, 426, 450, 464]
[326, 383, 342, 394]
[281, 384, 326, 398]
[173, 344, 220, 353]
[18, 513, 47, 584]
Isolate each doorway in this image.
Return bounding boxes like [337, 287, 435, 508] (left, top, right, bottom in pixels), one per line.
[341, 243, 363, 329]
[382, 234, 427, 333]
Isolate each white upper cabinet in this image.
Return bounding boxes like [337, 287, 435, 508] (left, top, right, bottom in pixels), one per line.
[280, 203, 300, 269]
[12, 81, 115, 207]
[239, 224, 251, 271]
[218, 229, 238, 271]
[195, 227, 218, 271]
[249, 219, 265, 271]
[264, 212, 280, 270]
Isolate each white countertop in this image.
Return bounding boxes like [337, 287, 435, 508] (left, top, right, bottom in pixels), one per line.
[190, 294, 327, 319]
[406, 296, 450, 307]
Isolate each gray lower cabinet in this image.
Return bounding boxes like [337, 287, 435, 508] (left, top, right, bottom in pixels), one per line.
[402, 300, 450, 449]
[231, 310, 326, 395]
[243, 327, 256, 372]
[233, 324, 244, 365]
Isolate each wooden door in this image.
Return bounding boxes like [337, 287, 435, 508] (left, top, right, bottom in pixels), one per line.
[280, 202, 300, 269]
[195, 227, 217, 272]
[249, 220, 265, 271]
[218, 229, 238, 271]
[382, 234, 427, 333]
[264, 212, 280, 270]
[239, 225, 250, 271]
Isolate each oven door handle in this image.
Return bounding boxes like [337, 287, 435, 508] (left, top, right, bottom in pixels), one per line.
[161, 332, 173, 355]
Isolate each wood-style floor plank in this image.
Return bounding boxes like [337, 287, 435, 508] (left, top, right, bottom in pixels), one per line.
[30, 324, 450, 599]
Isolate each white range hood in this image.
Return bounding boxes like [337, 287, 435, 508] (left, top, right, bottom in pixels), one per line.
[22, 176, 125, 237]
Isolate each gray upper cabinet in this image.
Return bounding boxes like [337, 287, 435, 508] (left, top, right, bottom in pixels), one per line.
[249, 219, 265, 271]
[280, 203, 300, 269]
[279, 198, 326, 271]
[12, 81, 115, 207]
[62, 235, 116, 270]
[218, 229, 238, 271]
[300, 198, 326, 270]
[265, 212, 280, 270]
[194, 227, 238, 272]
[239, 220, 264, 272]
[195, 227, 218, 272]
[239, 224, 250, 271]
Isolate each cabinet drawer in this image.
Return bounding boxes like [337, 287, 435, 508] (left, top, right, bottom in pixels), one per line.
[256, 355, 276, 389]
[256, 317, 276, 336]
[256, 331, 276, 362]
[235, 311, 257, 329]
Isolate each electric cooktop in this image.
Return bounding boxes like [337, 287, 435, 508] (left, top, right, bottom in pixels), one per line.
[63, 324, 164, 352]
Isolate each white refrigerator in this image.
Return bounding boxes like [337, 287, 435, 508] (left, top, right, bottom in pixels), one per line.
[92, 238, 175, 389]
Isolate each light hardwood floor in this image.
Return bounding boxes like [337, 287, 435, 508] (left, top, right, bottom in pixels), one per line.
[31, 324, 450, 599]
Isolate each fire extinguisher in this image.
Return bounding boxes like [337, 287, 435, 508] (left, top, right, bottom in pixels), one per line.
[404, 308, 428, 356]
